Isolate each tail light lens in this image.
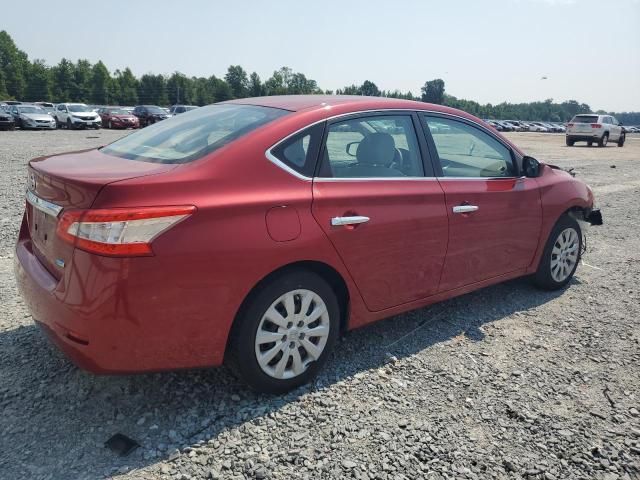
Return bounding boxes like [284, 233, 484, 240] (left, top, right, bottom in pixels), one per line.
[567, 123, 574, 127]
[56, 206, 196, 256]
[591, 123, 601, 128]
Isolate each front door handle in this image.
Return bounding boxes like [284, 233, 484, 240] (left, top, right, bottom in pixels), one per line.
[331, 216, 370, 226]
[452, 205, 479, 214]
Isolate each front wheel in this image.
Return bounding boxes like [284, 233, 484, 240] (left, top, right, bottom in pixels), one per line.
[533, 214, 582, 290]
[565, 138, 574, 147]
[617, 133, 625, 147]
[226, 270, 340, 394]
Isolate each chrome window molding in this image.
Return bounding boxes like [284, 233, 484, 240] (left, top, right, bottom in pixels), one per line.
[265, 108, 515, 182]
[26, 190, 63, 217]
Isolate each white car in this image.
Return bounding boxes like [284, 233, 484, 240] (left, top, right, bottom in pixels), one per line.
[527, 122, 550, 132]
[566, 114, 624, 147]
[54, 103, 102, 130]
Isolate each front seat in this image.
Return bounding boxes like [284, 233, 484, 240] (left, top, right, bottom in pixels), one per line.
[347, 132, 405, 177]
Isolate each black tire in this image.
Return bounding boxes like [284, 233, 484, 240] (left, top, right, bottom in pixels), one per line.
[565, 138, 574, 147]
[587, 141, 593, 147]
[66, 118, 73, 130]
[226, 270, 340, 394]
[617, 133, 625, 147]
[533, 214, 582, 290]
[598, 133, 608, 147]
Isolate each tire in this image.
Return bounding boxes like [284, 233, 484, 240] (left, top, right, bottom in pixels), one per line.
[587, 141, 593, 147]
[226, 270, 340, 394]
[107, 120, 112, 129]
[617, 133, 625, 147]
[66, 118, 72, 130]
[533, 214, 582, 290]
[565, 138, 574, 147]
[598, 133, 608, 147]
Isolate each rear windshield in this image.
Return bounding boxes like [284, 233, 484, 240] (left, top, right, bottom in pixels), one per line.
[572, 115, 598, 123]
[102, 104, 288, 164]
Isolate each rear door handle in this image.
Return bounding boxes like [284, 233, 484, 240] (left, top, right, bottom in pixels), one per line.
[452, 205, 479, 214]
[331, 216, 370, 226]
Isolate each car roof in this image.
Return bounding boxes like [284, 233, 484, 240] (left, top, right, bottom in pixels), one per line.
[223, 95, 462, 115]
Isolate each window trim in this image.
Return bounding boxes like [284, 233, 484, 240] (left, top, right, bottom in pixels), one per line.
[418, 112, 521, 179]
[265, 108, 515, 181]
[267, 123, 325, 179]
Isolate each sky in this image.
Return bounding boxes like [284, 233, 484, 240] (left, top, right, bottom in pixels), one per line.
[3, 0, 640, 111]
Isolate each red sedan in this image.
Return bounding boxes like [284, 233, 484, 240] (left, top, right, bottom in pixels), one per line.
[98, 107, 140, 129]
[15, 96, 601, 393]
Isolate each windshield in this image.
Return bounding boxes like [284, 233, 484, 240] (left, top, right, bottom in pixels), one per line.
[18, 106, 44, 114]
[107, 108, 129, 115]
[146, 106, 165, 114]
[102, 104, 288, 164]
[68, 104, 92, 113]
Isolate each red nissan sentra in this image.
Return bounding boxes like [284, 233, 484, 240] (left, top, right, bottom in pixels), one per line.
[14, 96, 602, 393]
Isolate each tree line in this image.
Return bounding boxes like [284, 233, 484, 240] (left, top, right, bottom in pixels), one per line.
[1, 30, 638, 124]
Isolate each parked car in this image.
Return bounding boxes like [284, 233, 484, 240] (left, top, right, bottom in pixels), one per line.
[487, 120, 506, 131]
[1, 100, 22, 105]
[503, 120, 525, 131]
[0, 108, 15, 130]
[14, 96, 602, 393]
[566, 114, 625, 147]
[33, 102, 56, 116]
[55, 103, 102, 129]
[98, 107, 140, 129]
[132, 105, 171, 127]
[10, 104, 56, 129]
[527, 122, 550, 132]
[169, 105, 199, 115]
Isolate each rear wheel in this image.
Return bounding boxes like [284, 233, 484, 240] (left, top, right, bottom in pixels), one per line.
[226, 270, 340, 394]
[617, 133, 625, 147]
[565, 138, 574, 147]
[598, 133, 608, 147]
[533, 214, 582, 290]
[587, 141, 593, 147]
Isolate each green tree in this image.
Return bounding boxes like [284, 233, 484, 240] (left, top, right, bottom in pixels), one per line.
[51, 58, 77, 102]
[71, 59, 92, 102]
[138, 74, 169, 105]
[224, 65, 248, 98]
[24, 59, 51, 101]
[90, 61, 112, 104]
[0, 30, 28, 99]
[421, 79, 445, 104]
[360, 80, 381, 97]
[114, 68, 139, 105]
[248, 72, 263, 97]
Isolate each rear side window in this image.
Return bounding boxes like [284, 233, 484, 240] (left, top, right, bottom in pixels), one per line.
[102, 104, 289, 164]
[571, 115, 599, 123]
[270, 123, 324, 177]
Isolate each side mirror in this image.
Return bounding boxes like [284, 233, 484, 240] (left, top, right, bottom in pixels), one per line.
[522, 156, 540, 178]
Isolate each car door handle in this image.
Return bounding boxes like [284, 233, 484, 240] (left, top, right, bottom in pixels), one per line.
[331, 216, 370, 226]
[452, 205, 479, 214]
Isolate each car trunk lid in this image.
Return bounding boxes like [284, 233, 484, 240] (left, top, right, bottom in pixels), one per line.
[26, 149, 177, 278]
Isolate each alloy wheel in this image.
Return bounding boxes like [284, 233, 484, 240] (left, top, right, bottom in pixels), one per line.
[550, 227, 579, 282]
[254, 289, 330, 380]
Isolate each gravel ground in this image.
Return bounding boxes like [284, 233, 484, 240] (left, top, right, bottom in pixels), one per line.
[0, 130, 639, 480]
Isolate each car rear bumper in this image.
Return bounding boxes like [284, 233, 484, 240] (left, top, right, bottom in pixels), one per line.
[566, 134, 601, 141]
[14, 216, 229, 374]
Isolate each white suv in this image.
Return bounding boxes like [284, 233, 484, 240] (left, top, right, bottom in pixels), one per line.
[566, 114, 625, 147]
[55, 103, 102, 130]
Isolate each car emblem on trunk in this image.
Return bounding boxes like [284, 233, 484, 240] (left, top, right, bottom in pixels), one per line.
[28, 172, 36, 191]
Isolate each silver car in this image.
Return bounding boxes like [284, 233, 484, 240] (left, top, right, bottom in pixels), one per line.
[11, 105, 56, 130]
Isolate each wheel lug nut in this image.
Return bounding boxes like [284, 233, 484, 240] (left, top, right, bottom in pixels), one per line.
[289, 342, 295, 349]
[286, 322, 293, 329]
[299, 333, 305, 339]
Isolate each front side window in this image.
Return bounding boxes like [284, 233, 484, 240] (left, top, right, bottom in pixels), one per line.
[423, 115, 515, 178]
[102, 104, 288, 164]
[320, 115, 424, 178]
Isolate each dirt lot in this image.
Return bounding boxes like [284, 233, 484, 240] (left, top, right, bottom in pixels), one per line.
[0, 130, 639, 480]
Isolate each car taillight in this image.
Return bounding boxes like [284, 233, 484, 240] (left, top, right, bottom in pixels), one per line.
[591, 123, 601, 128]
[56, 206, 196, 257]
[567, 123, 574, 127]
